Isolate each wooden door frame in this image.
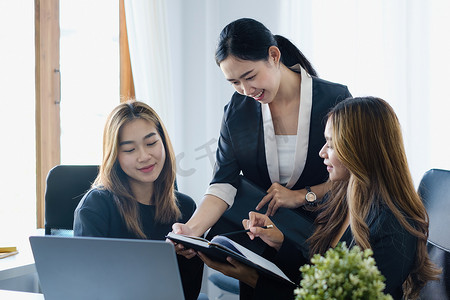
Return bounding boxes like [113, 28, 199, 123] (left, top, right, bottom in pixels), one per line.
[120, 0, 135, 102]
[35, 0, 60, 228]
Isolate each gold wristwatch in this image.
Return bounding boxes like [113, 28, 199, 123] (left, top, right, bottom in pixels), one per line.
[305, 186, 317, 206]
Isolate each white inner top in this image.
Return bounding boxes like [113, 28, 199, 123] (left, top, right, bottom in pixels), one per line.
[261, 65, 312, 189]
[276, 135, 297, 184]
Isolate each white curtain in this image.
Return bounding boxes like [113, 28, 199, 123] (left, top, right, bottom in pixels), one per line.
[124, 0, 175, 139]
[125, 0, 450, 196]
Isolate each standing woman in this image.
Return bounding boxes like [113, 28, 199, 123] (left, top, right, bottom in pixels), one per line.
[174, 18, 351, 253]
[74, 101, 203, 300]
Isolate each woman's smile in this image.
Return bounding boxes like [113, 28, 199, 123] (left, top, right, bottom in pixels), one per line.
[252, 90, 265, 101]
[139, 164, 155, 173]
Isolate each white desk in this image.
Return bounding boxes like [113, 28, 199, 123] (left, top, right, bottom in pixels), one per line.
[0, 229, 43, 292]
[0, 289, 44, 299]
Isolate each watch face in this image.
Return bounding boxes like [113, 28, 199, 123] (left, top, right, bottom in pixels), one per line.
[306, 192, 316, 202]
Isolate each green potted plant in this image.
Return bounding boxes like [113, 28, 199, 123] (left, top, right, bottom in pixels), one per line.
[295, 242, 393, 300]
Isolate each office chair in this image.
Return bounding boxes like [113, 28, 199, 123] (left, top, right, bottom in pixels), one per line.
[418, 168, 450, 299]
[44, 165, 99, 236]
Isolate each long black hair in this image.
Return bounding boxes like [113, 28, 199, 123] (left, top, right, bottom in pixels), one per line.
[215, 18, 317, 76]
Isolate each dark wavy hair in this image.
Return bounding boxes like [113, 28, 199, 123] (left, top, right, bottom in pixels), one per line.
[215, 18, 317, 76]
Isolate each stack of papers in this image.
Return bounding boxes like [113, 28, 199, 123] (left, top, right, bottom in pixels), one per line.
[0, 246, 18, 259]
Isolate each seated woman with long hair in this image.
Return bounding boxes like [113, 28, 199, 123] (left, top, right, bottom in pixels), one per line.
[199, 96, 440, 300]
[74, 100, 203, 300]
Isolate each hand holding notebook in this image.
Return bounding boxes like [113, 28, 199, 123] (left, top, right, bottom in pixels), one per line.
[166, 232, 294, 285]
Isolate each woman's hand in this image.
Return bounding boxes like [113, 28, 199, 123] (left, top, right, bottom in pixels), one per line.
[198, 253, 259, 288]
[243, 212, 284, 251]
[255, 182, 305, 216]
[169, 223, 197, 259]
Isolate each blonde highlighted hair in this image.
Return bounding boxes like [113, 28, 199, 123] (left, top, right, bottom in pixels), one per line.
[94, 100, 180, 238]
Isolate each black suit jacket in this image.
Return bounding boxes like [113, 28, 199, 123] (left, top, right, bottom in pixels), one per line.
[211, 76, 352, 192]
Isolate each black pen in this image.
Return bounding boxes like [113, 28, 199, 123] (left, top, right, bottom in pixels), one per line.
[220, 224, 274, 237]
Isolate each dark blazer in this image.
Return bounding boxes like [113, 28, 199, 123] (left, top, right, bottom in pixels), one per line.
[250, 204, 417, 300]
[211, 76, 352, 193]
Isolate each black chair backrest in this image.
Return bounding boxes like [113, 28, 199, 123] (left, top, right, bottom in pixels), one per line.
[44, 165, 99, 235]
[418, 168, 450, 299]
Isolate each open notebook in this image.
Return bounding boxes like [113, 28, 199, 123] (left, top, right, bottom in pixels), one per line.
[167, 232, 294, 285]
[207, 175, 315, 259]
[29, 235, 185, 300]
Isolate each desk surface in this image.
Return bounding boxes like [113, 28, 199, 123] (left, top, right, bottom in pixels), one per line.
[0, 229, 44, 281]
[0, 289, 44, 299]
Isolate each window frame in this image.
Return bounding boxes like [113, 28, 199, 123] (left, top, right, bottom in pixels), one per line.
[35, 0, 61, 228]
[34, 0, 134, 228]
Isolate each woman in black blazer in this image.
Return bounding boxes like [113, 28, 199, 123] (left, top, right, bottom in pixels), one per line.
[173, 17, 351, 257]
[199, 97, 440, 299]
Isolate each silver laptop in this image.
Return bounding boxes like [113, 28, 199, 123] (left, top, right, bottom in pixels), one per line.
[29, 235, 185, 300]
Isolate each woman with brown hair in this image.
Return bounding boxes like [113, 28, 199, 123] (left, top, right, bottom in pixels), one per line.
[74, 100, 203, 300]
[199, 96, 440, 299]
